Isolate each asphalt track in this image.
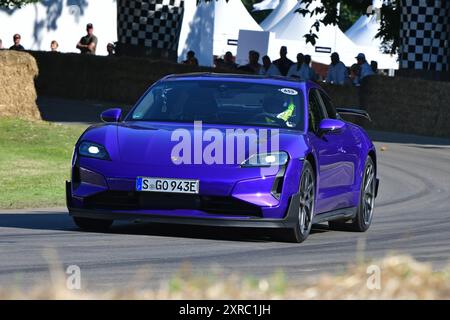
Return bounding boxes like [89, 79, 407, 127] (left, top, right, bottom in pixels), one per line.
[0, 130, 449, 291]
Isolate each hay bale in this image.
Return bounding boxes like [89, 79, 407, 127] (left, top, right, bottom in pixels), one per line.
[0, 50, 41, 120]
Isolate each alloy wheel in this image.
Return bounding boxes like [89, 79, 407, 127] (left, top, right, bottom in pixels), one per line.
[299, 167, 315, 234]
[362, 162, 376, 225]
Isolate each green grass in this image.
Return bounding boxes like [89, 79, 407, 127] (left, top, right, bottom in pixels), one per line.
[0, 118, 86, 209]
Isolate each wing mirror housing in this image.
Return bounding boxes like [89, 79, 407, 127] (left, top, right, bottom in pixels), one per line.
[318, 119, 346, 136]
[101, 108, 122, 123]
[336, 107, 372, 121]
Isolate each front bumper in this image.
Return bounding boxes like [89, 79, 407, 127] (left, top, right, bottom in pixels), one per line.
[67, 181, 301, 229]
[69, 157, 304, 219]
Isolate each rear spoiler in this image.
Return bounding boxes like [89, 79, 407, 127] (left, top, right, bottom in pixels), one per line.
[336, 108, 372, 122]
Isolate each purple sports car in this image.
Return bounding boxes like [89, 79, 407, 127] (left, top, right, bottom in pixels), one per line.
[67, 73, 379, 243]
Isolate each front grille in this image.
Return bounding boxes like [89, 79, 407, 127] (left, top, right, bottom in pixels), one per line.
[84, 191, 262, 217]
[84, 191, 139, 209]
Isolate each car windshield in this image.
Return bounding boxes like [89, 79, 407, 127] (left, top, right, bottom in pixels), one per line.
[127, 80, 305, 130]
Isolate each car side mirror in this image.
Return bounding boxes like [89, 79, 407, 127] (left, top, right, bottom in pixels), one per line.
[101, 108, 122, 123]
[318, 119, 346, 136]
[335, 107, 372, 121]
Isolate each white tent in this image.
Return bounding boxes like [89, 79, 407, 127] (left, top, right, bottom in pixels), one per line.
[253, 0, 280, 12]
[346, 14, 382, 47]
[178, 0, 262, 66]
[343, 0, 398, 69]
[0, 0, 117, 56]
[260, 0, 298, 31]
[345, 0, 383, 48]
[264, 0, 397, 69]
[266, 0, 358, 66]
[345, 15, 370, 40]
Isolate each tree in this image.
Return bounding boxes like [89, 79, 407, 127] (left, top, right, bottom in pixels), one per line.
[240, 0, 272, 23]
[296, 0, 398, 53]
[0, 0, 38, 8]
[298, 0, 449, 78]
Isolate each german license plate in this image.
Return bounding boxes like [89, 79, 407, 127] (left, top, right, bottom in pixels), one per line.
[136, 177, 199, 194]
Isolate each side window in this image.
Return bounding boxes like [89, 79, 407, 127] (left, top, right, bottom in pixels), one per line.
[318, 91, 338, 119]
[308, 89, 326, 132]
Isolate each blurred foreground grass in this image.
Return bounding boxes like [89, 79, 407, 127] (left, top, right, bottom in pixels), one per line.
[0, 118, 86, 208]
[1, 255, 449, 299]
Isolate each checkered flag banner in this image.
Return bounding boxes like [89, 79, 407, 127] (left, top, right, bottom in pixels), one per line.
[399, 0, 449, 72]
[117, 0, 184, 51]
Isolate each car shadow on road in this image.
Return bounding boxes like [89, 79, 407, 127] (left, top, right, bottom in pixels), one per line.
[109, 221, 328, 243]
[0, 213, 328, 243]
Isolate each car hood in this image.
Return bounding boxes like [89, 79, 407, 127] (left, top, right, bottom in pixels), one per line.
[81, 121, 309, 166]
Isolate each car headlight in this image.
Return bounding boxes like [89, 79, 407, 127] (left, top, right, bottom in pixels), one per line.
[241, 152, 289, 167]
[78, 141, 110, 160]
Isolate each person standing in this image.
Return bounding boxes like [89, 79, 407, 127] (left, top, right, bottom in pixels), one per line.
[76, 23, 98, 55]
[242, 50, 262, 74]
[287, 53, 304, 79]
[183, 50, 199, 66]
[9, 34, 25, 51]
[326, 52, 348, 85]
[107, 43, 115, 56]
[355, 53, 374, 84]
[0, 38, 3, 49]
[259, 55, 281, 76]
[349, 63, 361, 86]
[273, 46, 294, 76]
[302, 55, 317, 81]
[50, 40, 59, 52]
[370, 60, 378, 74]
[222, 51, 237, 69]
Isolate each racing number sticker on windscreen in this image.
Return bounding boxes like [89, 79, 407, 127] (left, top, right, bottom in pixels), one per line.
[279, 88, 298, 96]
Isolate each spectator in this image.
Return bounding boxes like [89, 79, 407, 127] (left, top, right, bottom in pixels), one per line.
[302, 55, 317, 81]
[0, 38, 3, 49]
[370, 60, 378, 74]
[215, 52, 236, 69]
[242, 50, 262, 74]
[76, 23, 98, 55]
[50, 40, 59, 52]
[259, 55, 281, 76]
[355, 53, 374, 84]
[214, 56, 224, 68]
[9, 34, 24, 51]
[273, 46, 294, 76]
[287, 53, 304, 79]
[326, 52, 348, 85]
[349, 63, 361, 86]
[222, 51, 237, 69]
[183, 50, 199, 66]
[107, 43, 115, 56]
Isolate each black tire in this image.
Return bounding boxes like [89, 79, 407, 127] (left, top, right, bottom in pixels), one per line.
[73, 217, 113, 232]
[277, 160, 315, 243]
[329, 156, 376, 232]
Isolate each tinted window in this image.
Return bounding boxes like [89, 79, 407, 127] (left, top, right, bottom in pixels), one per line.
[127, 80, 305, 130]
[308, 89, 326, 132]
[318, 90, 337, 119]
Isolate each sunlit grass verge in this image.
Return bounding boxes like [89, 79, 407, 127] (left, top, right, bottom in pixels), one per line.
[1, 255, 449, 299]
[0, 118, 86, 208]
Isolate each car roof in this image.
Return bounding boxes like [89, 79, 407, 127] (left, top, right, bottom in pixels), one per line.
[161, 72, 313, 89]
